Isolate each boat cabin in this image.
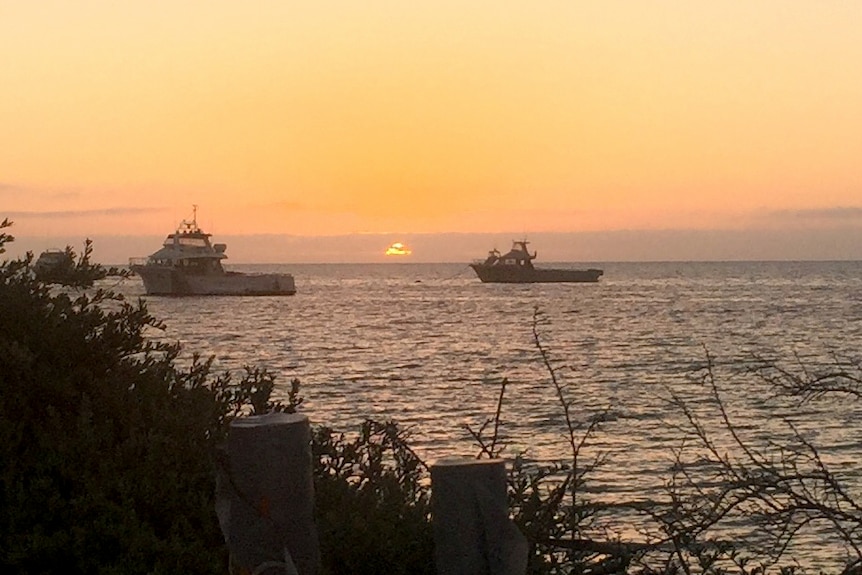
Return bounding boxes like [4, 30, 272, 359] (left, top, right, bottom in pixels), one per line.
[144, 209, 228, 274]
[496, 240, 537, 269]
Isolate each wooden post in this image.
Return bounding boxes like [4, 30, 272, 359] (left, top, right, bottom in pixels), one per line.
[431, 456, 528, 575]
[219, 412, 320, 575]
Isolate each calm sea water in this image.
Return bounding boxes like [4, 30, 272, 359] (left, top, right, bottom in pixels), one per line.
[112, 261, 862, 569]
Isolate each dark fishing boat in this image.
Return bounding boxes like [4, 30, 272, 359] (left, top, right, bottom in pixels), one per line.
[470, 240, 603, 283]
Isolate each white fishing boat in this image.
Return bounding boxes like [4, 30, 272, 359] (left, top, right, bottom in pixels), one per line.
[130, 206, 296, 296]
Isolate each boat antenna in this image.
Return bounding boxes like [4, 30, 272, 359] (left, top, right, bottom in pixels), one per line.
[191, 204, 198, 227]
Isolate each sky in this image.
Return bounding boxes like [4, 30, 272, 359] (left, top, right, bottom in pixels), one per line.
[2, 1, 861, 262]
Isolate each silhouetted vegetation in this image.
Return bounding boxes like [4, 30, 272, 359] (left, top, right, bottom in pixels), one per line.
[2, 218, 859, 574]
[31, 238, 124, 288]
[650, 352, 862, 574]
[313, 421, 434, 575]
[0, 219, 280, 573]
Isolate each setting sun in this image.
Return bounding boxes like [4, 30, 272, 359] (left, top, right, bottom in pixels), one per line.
[385, 242, 412, 256]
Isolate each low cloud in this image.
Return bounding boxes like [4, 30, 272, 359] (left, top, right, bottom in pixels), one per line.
[769, 206, 862, 221]
[5, 207, 166, 218]
[0, 184, 82, 200]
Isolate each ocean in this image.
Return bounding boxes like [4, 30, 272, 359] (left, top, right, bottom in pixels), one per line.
[113, 260, 862, 569]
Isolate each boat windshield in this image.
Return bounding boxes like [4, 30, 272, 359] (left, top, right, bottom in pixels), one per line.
[165, 236, 208, 248]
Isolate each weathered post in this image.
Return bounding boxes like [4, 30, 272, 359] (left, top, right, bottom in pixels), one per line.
[218, 412, 320, 575]
[431, 456, 528, 575]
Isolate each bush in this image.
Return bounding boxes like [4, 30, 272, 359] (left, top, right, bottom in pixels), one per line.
[0, 220, 281, 573]
[313, 420, 434, 575]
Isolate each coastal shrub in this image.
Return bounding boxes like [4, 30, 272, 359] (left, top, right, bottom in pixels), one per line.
[650, 352, 862, 574]
[312, 420, 434, 575]
[0, 220, 284, 573]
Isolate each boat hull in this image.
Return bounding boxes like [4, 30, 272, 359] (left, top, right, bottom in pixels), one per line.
[131, 265, 296, 296]
[470, 264, 603, 283]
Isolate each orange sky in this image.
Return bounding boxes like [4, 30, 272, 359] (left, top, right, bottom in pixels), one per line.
[2, 1, 861, 260]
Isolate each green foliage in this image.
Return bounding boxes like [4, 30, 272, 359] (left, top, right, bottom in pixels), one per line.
[0, 218, 13, 254]
[312, 420, 434, 575]
[0, 221, 283, 574]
